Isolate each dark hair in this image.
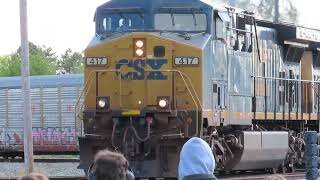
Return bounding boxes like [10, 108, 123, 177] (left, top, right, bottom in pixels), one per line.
[19, 173, 49, 180]
[92, 149, 129, 180]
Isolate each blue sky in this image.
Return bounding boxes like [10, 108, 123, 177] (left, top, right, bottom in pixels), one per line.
[0, 0, 319, 55]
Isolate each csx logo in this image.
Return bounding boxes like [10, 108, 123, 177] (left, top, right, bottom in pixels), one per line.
[115, 59, 168, 80]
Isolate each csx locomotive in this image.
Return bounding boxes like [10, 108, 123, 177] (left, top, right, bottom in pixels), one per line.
[76, 0, 320, 177]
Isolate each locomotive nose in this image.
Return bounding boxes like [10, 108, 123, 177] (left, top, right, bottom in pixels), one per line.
[84, 32, 202, 113]
[85, 33, 175, 111]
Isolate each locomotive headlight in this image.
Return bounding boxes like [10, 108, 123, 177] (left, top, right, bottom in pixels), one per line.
[135, 40, 144, 48]
[157, 96, 170, 110]
[98, 100, 106, 108]
[96, 97, 110, 111]
[136, 49, 144, 57]
[134, 39, 146, 57]
[159, 99, 167, 108]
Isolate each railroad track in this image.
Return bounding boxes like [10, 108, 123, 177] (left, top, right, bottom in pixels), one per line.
[0, 158, 79, 163]
[0, 176, 86, 180]
[219, 172, 306, 180]
[0, 173, 307, 180]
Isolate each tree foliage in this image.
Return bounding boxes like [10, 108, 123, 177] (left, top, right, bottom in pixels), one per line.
[255, 0, 297, 23]
[58, 48, 83, 74]
[0, 42, 83, 77]
[211, 0, 298, 23]
[0, 55, 19, 77]
[217, 0, 298, 23]
[0, 42, 57, 77]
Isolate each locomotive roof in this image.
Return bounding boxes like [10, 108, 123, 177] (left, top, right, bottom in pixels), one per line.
[0, 74, 83, 89]
[98, 0, 213, 11]
[96, 0, 213, 14]
[95, 0, 215, 32]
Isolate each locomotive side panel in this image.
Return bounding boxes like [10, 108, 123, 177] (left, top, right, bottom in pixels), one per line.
[227, 51, 252, 125]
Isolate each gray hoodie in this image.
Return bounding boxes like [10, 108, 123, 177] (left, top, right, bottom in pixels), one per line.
[178, 137, 217, 180]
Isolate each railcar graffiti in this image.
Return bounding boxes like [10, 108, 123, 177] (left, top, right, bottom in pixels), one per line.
[0, 127, 76, 146]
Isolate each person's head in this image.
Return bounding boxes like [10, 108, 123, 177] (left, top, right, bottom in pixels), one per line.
[88, 149, 133, 180]
[178, 137, 216, 180]
[19, 173, 49, 180]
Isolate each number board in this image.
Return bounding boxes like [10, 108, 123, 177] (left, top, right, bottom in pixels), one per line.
[86, 57, 108, 66]
[174, 57, 199, 66]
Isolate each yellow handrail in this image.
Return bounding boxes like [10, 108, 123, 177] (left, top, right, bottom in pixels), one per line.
[74, 70, 121, 137]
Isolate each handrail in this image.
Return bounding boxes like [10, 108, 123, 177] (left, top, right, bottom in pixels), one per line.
[253, 75, 320, 83]
[74, 69, 121, 137]
[178, 70, 203, 110]
[75, 69, 202, 137]
[145, 69, 202, 137]
[252, 75, 320, 120]
[144, 69, 202, 108]
[75, 70, 120, 116]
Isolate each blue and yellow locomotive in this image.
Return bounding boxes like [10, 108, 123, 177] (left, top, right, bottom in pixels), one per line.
[76, 0, 320, 177]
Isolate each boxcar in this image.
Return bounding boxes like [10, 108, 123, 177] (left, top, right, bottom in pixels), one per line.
[0, 74, 83, 158]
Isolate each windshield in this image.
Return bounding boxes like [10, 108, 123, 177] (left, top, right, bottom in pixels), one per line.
[97, 13, 144, 34]
[155, 13, 207, 32]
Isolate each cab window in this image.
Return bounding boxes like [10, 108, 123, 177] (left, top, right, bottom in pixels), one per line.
[97, 13, 144, 34]
[155, 13, 207, 32]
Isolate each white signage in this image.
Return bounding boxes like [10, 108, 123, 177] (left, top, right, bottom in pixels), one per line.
[174, 57, 199, 65]
[296, 27, 320, 42]
[86, 57, 108, 66]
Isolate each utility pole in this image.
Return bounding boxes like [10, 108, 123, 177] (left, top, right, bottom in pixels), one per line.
[19, 0, 34, 174]
[274, 0, 280, 23]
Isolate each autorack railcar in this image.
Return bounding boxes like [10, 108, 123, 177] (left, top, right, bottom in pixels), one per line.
[76, 0, 320, 177]
[0, 74, 83, 158]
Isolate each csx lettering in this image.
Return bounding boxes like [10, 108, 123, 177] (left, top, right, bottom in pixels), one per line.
[115, 59, 168, 80]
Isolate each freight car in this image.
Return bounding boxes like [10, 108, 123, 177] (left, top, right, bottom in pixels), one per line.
[0, 74, 83, 158]
[76, 0, 320, 177]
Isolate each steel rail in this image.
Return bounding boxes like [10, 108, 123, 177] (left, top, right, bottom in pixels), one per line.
[0, 177, 86, 180]
[0, 158, 79, 163]
[219, 172, 305, 180]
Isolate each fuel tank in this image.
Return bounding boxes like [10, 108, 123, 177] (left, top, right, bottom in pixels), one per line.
[226, 131, 289, 170]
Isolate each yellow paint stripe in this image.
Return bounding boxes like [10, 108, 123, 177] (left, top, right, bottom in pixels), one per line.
[290, 113, 296, 120]
[255, 112, 264, 119]
[253, 112, 319, 120]
[213, 111, 319, 121]
[276, 113, 282, 120]
[121, 110, 141, 116]
[267, 113, 274, 120]
[222, 111, 228, 118]
[311, 114, 317, 120]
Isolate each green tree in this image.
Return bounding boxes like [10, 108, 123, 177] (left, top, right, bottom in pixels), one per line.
[30, 43, 57, 64]
[0, 42, 57, 77]
[0, 55, 20, 77]
[235, 0, 297, 23]
[58, 48, 83, 74]
[256, 0, 297, 22]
